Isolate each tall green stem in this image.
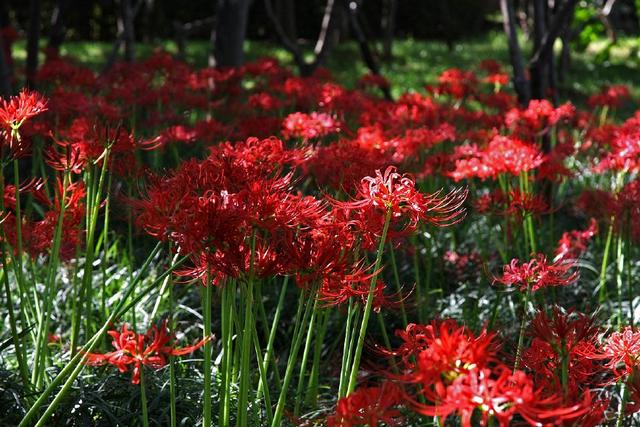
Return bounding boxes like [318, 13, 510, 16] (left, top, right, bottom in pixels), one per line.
[140, 368, 150, 427]
[270, 287, 317, 427]
[257, 276, 289, 398]
[347, 209, 392, 394]
[599, 221, 614, 303]
[32, 171, 70, 388]
[388, 243, 408, 326]
[203, 279, 213, 427]
[294, 298, 319, 417]
[616, 234, 625, 330]
[513, 285, 531, 371]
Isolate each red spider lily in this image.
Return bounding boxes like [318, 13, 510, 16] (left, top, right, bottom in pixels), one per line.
[483, 73, 510, 87]
[327, 382, 403, 427]
[493, 254, 578, 292]
[380, 320, 499, 384]
[85, 320, 211, 384]
[450, 135, 543, 181]
[503, 189, 549, 219]
[505, 99, 575, 137]
[0, 89, 48, 133]
[433, 68, 478, 99]
[587, 85, 631, 109]
[406, 366, 592, 427]
[319, 272, 409, 312]
[247, 92, 283, 111]
[304, 138, 391, 191]
[592, 113, 640, 173]
[523, 308, 604, 396]
[473, 189, 548, 220]
[282, 111, 341, 140]
[335, 166, 466, 243]
[554, 218, 598, 261]
[10, 178, 86, 261]
[600, 327, 640, 379]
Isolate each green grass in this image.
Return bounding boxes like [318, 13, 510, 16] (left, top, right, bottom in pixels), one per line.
[11, 31, 640, 101]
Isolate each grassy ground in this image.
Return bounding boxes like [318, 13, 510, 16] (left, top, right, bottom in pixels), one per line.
[12, 31, 640, 101]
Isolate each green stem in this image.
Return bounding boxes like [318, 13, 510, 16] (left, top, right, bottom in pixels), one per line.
[169, 273, 177, 427]
[270, 287, 317, 427]
[32, 171, 70, 388]
[616, 380, 629, 427]
[306, 308, 329, 407]
[338, 299, 355, 398]
[294, 298, 319, 417]
[616, 234, 625, 330]
[140, 368, 150, 427]
[0, 252, 30, 389]
[203, 280, 213, 427]
[560, 340, 569, 401]
[599, 221, 614, 304]
[347, 209, 392, 394]
[388, 243, 408, 326]
[237, 233, 257, 427]
[257, 276, 289, 398]
[220, 280, 234, 427]
[513, 285, 532, 371]
[252, 327, 273, 424]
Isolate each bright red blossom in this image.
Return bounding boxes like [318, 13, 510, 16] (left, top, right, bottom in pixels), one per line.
[85, 321, 211, 384]
[493, 254, 578, 292]
[327, 382, 403, 427]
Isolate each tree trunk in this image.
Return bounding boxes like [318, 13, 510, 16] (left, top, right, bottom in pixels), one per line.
[48, 0, 69, 51]
[381, 0, 397, 61]
[26, 0, 41, 88]
[119, 0, 136, 63]
[529, 0, 547, 101]
[345, 0, 392, 100]
[212, 0, 252, 68]
[311, 0, 339, 74]
[500, 0, 530, 105]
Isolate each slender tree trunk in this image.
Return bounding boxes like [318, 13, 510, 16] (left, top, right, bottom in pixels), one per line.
[345, 0, 392, 100]
[48, 0, 69, 51]
[212, 0, 252, 68]
[120, 0, 136, 63]
[529, 0, 547, 101]
[311, 0, 340, 74]
[381, 0, 397, 61]
[103, 0, 143, 74]
[500, 0, 530, 104]
[26, 0, 41, 88]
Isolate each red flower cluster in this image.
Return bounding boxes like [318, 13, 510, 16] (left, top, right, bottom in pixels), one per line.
[85, 321, 210, 384]
[327, 382, 403, 427]
[588, 84, 631, 109]
[364, 320, 593, 427]
[281, 111, 341, 140]
[554, 218, 598, 261]
[450, 135, 543, 181]
[335, 166, 467, 246]
[493, 254, 578, 292]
